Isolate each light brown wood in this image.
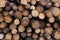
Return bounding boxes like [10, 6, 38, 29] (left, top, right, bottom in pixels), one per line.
[9, 2, 14, 7]
[9, 10, 14, 16]
[5, 6, 11, 11]
[0, 22, 7, 28]
[25, 3, 30, 9]
[32, 10, 39, 17]
[3, 28, 9, 33]
[11, 29, 17, 34]
[13, 34, 20, 40]
[31, 20, 40, 29]
[30, 6, 35, 10]
[0, 34, 4, 39]
[39, 37, 45, 40]
[36, 6, 44, 13]
[21, 17, 29, 26]
[0, 0, 6, 7]
[26, 0, 31, 2]
[23, 10, 29, 17]
[31, 0, 36, 5]
[0, 14, 4, 22]
[5, 33, 12, 40]
[32, 33, 38, 39]
[52, 7, 60, 16]
[14, 19, 20, 25]
[18, 25, 25, 32]
[4, 15, 12, 23]
[40, 0, 47, 6]
[54, 2, 60, 7]
[18, 5, 24, 11]
[45, 27, 53, 34]
[21, 32, 26, 37]
[46, 23, 51, 27]
[54, 31, 60, 39]
[45, 10, 52, 18]
[39, 13, 45, 19]
[35, 28, 40, 34]
[27, 33, 32, 37]
[12, 5, 18, 10]
[3, 11, 9, 16]
[28, 14, 32, 19]
[14, 11, 23, 20]
[53, 23, 59, 29]
[9, 23, 17, 30]
[40, 29, 44, 34]
[48, 17, 55, 23]
[21, 0, 27, 5]
[51, 0, 58, 3]
[26, 27, 32, 33]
